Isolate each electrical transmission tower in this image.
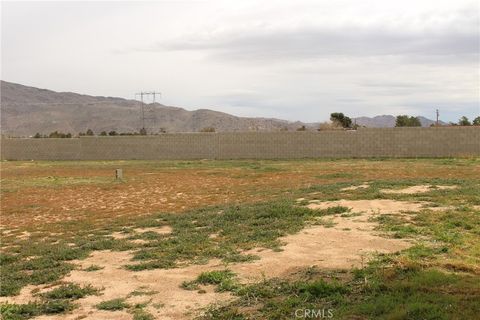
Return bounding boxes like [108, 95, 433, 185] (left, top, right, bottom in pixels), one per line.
[134, 91, 161, 134]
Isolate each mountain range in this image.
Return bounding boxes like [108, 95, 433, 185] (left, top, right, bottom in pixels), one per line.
[0, 81, 443, 136]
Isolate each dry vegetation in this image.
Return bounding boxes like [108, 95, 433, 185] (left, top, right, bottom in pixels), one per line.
[1, 158, 479, 319]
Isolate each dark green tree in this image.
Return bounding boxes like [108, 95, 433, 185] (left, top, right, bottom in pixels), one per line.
[48, 131, 71, 138]
[108, 131, 118, 136]
[86, 129, 94, 136]
[49, 131, 60, 138]
[395, 115, 421, 127]
[330, 113, 352, 128]
[100, 131, 107, 136]
[458, 116, 471, 126]
[473, 116, 480, 126]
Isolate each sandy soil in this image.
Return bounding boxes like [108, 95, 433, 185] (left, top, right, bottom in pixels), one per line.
[381, 185, 457, 194]
[307, 199, 427, 213]
[340, 184, 369, 191]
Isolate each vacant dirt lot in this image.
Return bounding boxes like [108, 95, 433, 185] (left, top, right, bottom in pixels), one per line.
[2, 159, 477, 233]
[1, 158, 479, 319]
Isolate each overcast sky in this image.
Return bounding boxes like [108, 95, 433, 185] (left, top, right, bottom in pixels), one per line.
[2, 0, 479, 122]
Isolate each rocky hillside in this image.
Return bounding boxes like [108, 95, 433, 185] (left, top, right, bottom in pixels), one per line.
[1, 81, 305, 136]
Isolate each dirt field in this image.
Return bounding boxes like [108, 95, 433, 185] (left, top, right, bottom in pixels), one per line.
[1, 158, 479, 319]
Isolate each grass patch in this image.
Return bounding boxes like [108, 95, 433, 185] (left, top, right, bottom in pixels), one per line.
[373, 214, 420, 238]
[182, 269, 239, 292]
[83, 264, 104, 272]
[96, 298, 129, 311]
[0, 283, 98, 319]
[200, 268, 349, 319]
[132, 308, 155, 320]
[312, 218, 336, 228]
[200, 261, 480, 319]
[0, 237, 133, 297]
[0, 300, 75, 320]
[128, 288, 158, 297]
[315, 172, 360, 179]
[125, 201, 346, 271]
[41, 283, 99, 300]
[321, 206, 351, 215]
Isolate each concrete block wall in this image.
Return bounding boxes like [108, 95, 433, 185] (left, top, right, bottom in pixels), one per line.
[1, 127, 479, 160]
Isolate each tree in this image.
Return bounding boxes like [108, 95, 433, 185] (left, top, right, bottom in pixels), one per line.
[330, 113, 352, 128]
[108, 131, 118, 136]
[473, 116, 480, 126]
[395, 115, 421, 127]
[200, 127, 215, 132]
[49, 131, 60, 138]
[100, 131, 107, 136]
[48, 131, 71, 138]
[458, 116, 471, 126]
[86, 129, 94, 136]
[33, 133, 42, 138]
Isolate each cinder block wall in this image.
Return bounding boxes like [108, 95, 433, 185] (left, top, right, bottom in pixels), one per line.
[1, 127, 479, 160]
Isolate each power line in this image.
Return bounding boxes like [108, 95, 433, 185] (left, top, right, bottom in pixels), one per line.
[134, 91, 161, 133]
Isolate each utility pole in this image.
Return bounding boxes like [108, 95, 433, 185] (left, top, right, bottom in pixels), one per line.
[135, 92, 146, 130]
[150, 91, 161, 103]
[436, 109, 439, 126]
[135, 91, 161, 134]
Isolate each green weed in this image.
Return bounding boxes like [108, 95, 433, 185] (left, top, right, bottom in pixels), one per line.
[41, 283, 99, 300]
[96, 298, 129, 311]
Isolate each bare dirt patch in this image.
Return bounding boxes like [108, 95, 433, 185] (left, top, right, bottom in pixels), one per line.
[234, 226, 410, 281]
[110, 232, 130, 240]
[232, 200, 422, 281]
[340, 184, 369, 191]
[381, 185, 458, 194]
[133, 226, 172, 235]
[17, 231, 31, 240]
[306, 199, 427, 213]
[0, 285, 45, 305]
[111, 226, 173, 243]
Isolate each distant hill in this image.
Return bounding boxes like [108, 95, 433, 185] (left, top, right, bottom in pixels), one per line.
[353, 115, 446, 128]
[1, 81, 443, 136]
[0, 81, 305, 136]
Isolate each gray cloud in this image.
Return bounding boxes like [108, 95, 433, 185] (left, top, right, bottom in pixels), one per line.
[150, 12, 478, 63]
